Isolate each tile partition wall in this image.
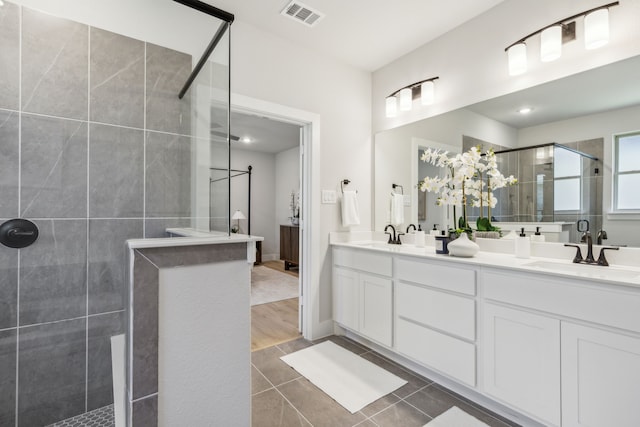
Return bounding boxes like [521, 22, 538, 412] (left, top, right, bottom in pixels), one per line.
[129, 242, 249, 425]
[0, 2, 210, 425]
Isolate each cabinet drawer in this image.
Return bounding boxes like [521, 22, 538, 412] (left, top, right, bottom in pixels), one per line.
[396, 257, 476, 295]
[396, 318, 476, 386]
[397, 282, 475, 341]
[483, 269, 640, 334]
[333, 247, 392, 277]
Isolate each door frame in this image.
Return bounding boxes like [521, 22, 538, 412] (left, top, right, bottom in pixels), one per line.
[230, 93, 319, 340]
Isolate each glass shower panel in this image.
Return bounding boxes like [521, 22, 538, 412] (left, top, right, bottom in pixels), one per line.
[189, 24, 231, 234]
[209, 26, 231, 233]
[0, 1, 232, 425]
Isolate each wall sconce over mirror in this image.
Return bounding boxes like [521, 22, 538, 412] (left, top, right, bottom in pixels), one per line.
[505, 1, 619, 76]
[385, 76, 439, 117]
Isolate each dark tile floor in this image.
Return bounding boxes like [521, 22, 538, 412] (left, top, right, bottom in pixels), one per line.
[251, 336, 521, 427]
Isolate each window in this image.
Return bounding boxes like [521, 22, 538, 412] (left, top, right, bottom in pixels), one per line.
[614, 132, 640, 211]
[553, 146, 581, 212]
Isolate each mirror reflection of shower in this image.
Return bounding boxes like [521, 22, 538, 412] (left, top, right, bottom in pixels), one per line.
[463, 137, 603, 243]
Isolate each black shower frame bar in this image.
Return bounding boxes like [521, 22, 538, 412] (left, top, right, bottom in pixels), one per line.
[173, 0, 234, 99]
[174, 0, 236, 234]
[494, 142, 599, 161]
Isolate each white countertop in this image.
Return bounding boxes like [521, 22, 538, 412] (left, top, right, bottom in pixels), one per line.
[331, 234, 640, 288]
[127, 228, 263, 250]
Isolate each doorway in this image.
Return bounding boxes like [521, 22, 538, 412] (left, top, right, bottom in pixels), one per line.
[227, 108, 305, 350]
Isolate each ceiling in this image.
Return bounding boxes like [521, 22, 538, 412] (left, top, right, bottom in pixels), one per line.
[205, 0, 506, 151]
[205, 0, 506, 72]
[228, 110, 301, 154]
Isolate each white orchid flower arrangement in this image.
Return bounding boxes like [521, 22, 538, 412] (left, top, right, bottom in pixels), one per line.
[420, 146, 517, 234]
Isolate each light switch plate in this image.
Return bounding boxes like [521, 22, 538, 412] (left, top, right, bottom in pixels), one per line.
[322, 190, 337, 204]
[403, 195, 411, 206]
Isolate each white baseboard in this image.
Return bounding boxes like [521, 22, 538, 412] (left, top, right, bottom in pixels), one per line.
[261, 253, 279, 262]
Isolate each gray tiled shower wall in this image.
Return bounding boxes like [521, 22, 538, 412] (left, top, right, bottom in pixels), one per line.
[0, 3, 205, 425]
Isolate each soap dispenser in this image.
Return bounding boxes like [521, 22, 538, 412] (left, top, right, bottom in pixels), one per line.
[430, 224, 440, 236]
[515, 227, 530, 259]
[530, 226, 545, 242]
[415, 225, 426, 247]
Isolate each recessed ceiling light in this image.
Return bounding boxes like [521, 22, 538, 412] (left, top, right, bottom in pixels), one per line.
[518, 107, 533, 114]
[240, 136, 252, 144]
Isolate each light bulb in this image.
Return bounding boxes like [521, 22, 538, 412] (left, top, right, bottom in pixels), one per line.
[541, 25, 562, 62]
[507, 43, 527, 76]
[399, 88, 412, 111]
[420, 81, 435, 105]
[585, 8, 610, 49]
[385, 96, 397, 118]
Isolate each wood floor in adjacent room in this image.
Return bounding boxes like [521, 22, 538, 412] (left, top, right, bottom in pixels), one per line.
[251, 260, 301, 352]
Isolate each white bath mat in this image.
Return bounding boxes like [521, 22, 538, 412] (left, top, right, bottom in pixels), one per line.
[280, 340, 407, 413]
[251, 265, 298, 306]
[425, 406, 490, 427]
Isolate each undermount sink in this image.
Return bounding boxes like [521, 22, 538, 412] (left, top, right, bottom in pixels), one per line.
[353, 241, 397, 249]
[523, 260, 640, 281]
[352, 241, 425, 252]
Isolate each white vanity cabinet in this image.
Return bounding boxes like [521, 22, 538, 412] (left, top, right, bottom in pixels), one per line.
[482, 268, 640, 427]
[332, 247, 393, 346]
[482, 303, 561, 426]
[394, 257, 477, 386]
[561, 322, 640, 427]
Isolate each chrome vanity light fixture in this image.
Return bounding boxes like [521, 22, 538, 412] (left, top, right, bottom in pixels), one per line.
[385, 76, 439, 118]
[505, 1, 619, 76]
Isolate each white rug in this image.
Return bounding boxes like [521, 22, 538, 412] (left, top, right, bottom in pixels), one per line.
[425, 406, 491, 427]
[280, 340, 407, 413]
[251, 265, 299, 306]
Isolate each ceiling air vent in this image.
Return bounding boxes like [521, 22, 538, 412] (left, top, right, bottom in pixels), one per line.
[280, 1, 324, 27]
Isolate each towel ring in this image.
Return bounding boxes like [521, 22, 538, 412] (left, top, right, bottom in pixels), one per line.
[392, 184, 404, 194]
[341, 179, 357, 194]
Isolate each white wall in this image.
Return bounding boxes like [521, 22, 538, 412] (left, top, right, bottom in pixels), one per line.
[10, 0, 373, 338]
[229, 149, 276, 256]
[373, 0, 640, 133]
[231, 21, 372, 333]
[275, 146, 301, 257]
[518, 104, 640, 246]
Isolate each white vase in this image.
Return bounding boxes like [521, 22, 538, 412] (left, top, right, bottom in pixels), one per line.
[447, 232, 479, 257]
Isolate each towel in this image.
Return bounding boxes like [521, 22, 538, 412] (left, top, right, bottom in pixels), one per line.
[341, 190, 361, 227]
[390, 193, 404, 225]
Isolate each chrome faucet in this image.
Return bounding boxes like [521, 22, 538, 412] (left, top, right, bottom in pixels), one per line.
[384, 224, 403, 244]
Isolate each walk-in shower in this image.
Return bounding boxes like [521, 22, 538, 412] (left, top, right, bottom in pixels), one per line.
[465, 140, 603, 242]
[0, 0, 234, 425]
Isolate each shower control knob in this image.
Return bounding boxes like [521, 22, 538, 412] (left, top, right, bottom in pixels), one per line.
[0, 219, 39, 249]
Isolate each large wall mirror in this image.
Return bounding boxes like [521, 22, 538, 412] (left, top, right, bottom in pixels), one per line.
[374, 55, 640, 246]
